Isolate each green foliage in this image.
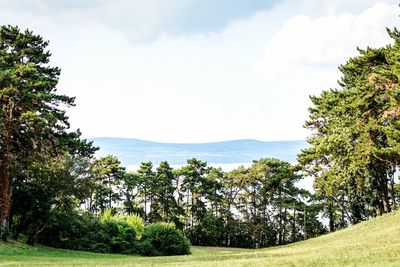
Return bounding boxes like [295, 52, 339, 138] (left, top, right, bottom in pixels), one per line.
[100, 209, 144, 239]
[0, 24, 97, 240]
[38, 211, 104, 252]
[100, 219, 137, 254]
[99, 208, 114, 222]
[11, 155, 95, 244]
[90, 156, 126, 213]
[121, 172, 141, 215]
[39, 209, 189, 257]
[39, 210, 138, 255]
[126, 214, 144, 239]
[299, 27, 400, 227]
[137, 162, 155, 223]
[139, 222, 191, 256]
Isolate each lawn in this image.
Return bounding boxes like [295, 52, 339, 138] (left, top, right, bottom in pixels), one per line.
[1, 210, 399, 266]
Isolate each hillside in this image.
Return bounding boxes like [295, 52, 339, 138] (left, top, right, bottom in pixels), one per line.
[91, 137, 307, 165]
[1, 210, 399, 266]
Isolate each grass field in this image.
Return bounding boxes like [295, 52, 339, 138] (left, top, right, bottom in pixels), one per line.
[1, 210, 399, 266]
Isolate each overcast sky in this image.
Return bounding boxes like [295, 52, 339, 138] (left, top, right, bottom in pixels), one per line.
[0, 0, 398, 142]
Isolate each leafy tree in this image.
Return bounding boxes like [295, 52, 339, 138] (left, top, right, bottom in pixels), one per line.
[11, 155, 94, 244]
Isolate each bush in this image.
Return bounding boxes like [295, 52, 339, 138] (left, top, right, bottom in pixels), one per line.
[101, 219, 138, 254]
[38, 211, 102, 251]
[39, 211, 190, 256]
[139, 222, 190, 256]
[126, 214, 144, 239]
[39, 210, 138, 254]
[100, 209, 144, 239]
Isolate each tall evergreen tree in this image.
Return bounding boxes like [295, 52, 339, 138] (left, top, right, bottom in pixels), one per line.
[299, 28, 400, 219]
[151, 161, 184, 226]
[0, 25, 78, 240]
[121, 172, 141, 215]
[137, 161, 155, 224]
[91, 155, 125, 212]
[179, 158, 208, 232]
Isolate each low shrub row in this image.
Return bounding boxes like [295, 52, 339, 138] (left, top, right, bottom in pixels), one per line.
[38, 210, 190, 256]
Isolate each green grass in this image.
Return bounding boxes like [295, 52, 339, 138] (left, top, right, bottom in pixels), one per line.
[1, 211, 400, 266]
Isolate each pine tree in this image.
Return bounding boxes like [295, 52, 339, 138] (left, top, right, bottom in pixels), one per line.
[0, 25, 75, 240]
[299, 28, 400, 219]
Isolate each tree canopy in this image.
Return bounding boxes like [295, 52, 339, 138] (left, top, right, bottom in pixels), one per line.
[0, 25, 96, 240]
[299, 28, 400, 228]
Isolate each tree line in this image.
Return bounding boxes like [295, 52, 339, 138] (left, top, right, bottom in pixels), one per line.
[79, 156, 324, 248]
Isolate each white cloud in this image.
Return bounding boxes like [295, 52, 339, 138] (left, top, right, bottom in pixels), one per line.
[253, 2, 398, 140]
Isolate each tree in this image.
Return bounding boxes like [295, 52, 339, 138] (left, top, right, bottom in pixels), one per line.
[121, 172, 141, 215]
[0, 25, 77, 240]
[179, 158, 208, 233]
[91, 155, 125, 212]
[299, 28, 400, 220]
[137, 162, 155, 224]
[11, 154, 94, 245]
[151, 161, 183, 225]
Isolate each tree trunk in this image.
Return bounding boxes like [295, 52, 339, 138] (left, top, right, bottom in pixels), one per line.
[185, 191, 189, 230]
[191, 194, 194, 227]
[379, 172, 391, 213]
[292, 209, 296, 243]
[27, 224, 46, 246]
[303, 205, 307, 240]
[0, 166, 10, 241]
[0, 101, 14, 241]
[278, 206, 283, 245]
[89, 190, 93, 212]
[328, 202, 335, 232]
[144, 187, 147, 223]
[389, 167, 396, 209]
[282, 207, 287, 244]
[278, 190, 282, 245]
[176, 176, 180, 206]
[108, 176, 112, 208]
[149, 195, 153, 222]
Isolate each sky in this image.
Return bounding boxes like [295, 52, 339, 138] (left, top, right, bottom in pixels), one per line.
[0, 0, 398, 143]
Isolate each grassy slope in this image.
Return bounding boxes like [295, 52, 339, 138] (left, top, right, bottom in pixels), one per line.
[1, 211, 399, 267]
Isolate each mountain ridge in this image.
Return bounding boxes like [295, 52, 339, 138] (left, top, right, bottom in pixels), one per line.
[90, 137, 304, 145]
[90, 137, 308, 166]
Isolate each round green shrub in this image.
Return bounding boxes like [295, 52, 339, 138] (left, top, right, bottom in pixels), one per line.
[139, 222, 190, 256]
[100, 218, 138, 254]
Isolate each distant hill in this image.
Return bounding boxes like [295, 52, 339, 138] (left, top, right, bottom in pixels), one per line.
[90, 137, 308, 165]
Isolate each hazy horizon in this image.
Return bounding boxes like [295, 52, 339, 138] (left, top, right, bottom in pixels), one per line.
[91, 137, 307, 166]
[90, 136, 306, 144]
